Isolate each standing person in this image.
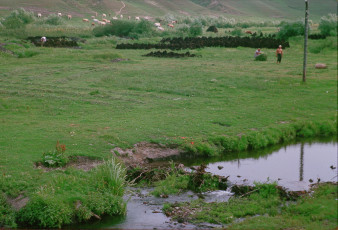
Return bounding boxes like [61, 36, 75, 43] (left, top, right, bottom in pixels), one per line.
[276, 45, 283, 64]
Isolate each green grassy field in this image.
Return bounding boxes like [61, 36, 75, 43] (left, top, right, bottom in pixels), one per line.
[0, 18, 337, 227]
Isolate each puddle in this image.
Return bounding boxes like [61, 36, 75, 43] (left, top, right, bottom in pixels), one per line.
[183, 140, 337, 190]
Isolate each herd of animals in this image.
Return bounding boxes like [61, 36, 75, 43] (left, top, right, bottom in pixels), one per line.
[35, 11, 178, 30]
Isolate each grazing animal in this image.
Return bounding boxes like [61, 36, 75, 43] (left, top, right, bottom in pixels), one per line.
[102, 13, 106, 18]
[245, 30, 252, 34]
[93, 19, 99, 22]
[40, 36, 47, 43]
[91, 16, 95, 19]
[128, 16, 131, 20]
[98, 21, 106, 25]
[135, 16, 140, 21]
[109, 13, 111, 17]
[120, 14, 123, 19]
[157, 26, 164, 31]
[102, 19, 108, 22]
[91, 22, 95, 26]
[168, 23, 174, 28]
[277, 27, 280, 32]
[112, 16, 118, 20]
[58, 12, 62, 17]
[67, 14, 72, 20]
[171, 20, 178, 24]
[95, 12, 98, 17]
[82, 18, 89, 22]
[37, 13, 42, 18]
[154, 23, 161, 27]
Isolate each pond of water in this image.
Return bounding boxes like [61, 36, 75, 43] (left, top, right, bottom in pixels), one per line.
[73, 139, 337, 229]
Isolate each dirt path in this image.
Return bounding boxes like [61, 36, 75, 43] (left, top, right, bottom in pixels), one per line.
[116, 1, 125, 15]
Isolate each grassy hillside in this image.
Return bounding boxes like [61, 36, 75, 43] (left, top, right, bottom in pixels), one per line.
[0, 0, 336, 20]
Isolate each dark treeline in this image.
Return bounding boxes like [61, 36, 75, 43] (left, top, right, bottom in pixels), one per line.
[116, 36, 290, 50]
[27, 36, 79, 47]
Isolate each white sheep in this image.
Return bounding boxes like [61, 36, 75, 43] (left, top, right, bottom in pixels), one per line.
[135, 16, 140, 21]
[37, 13, 42, 18]
[102, 13, 106, 18]
[157, 26, 164, 31]
[112, 16, 118, 20]
[93, 19, 99, 22]
[120, 14, 123, 19]
[98, 21, 106, 25]
[82, 18, 89, 22]
[58, 12, 62, 17]
[91, 16, 95, 19]
[128, 16, 131, 20]
[67, 14, 72, 20]
[154, 23, 161, 27]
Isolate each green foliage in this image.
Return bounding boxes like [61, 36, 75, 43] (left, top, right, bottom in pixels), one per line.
[152, 174, 190, 197]
[43, 14, 64, 25]
[41, 141, 68, 167]
[309, 37, 337, 54]
[189, 23, 203, 37]
[17, 158, 127, 228]
[231, 28, 243, 36]
[17, 196, 73, 228]
[319, 14, 337, 36]
[0, 193, 16, 228]
[16, 50, 39, 58]
[277, 21, 305, 40]
[254, 53, 267, 61]
[93, 20, 154, 38]
[2, 8, 34, 29]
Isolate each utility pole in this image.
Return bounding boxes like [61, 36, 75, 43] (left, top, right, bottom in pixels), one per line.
[303, 0, 309, 82]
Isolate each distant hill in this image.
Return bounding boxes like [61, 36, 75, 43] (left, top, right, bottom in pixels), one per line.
[0, 0, 336, 20]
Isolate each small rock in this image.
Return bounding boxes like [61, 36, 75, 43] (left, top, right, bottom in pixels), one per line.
[330, 165, 336, 170]
[309, 179, 313, 183]
[217, 166, 224, 170]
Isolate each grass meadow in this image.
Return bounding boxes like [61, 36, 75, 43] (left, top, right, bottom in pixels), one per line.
[0, 22, 337, 227]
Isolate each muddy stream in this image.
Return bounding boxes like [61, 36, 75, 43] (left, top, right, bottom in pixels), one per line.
[72, 139, 337, 229]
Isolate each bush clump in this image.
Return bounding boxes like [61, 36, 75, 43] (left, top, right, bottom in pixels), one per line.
[206, 25, 218, 33]
[17, 158, 127, 228]
[277, 21, 305, 40]
[41, 141, 68, 167]
[2, 8, 35, 29]
[255, 53, 267, 61]
[319, 14, 337, 36]
[93, 20, 153, 38]
[43, 14, 64, 25]
[189, 23, 203, 37]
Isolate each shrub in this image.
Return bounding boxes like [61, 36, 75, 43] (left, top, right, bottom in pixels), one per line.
[43, 14, 64, 25]
[277, 21, 305, 40]
[2, 8, 34, 29]
[206, 25, 218, 33]
[41, 141, 68, 167]
[319, 14, 337, 36]
[255, 53, 267, 61]
[189, 23, 203, 37]
[309, 37, 337, 54]
[16, 50, 39, 58]
[17, 196, 73, 228]
[231, 28, 243, 36]
[93, 20, 154, 38]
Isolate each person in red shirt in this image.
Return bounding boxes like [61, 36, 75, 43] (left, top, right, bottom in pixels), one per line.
[276, 45, 283, 63]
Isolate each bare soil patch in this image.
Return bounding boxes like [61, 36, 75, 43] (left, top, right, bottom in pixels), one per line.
[7, 194, 29, 211]
[112, 142, 182, 167]
[35, 156, 103, 172]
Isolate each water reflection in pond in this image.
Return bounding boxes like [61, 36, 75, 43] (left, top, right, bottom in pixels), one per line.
[183, 140, 337, 189]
